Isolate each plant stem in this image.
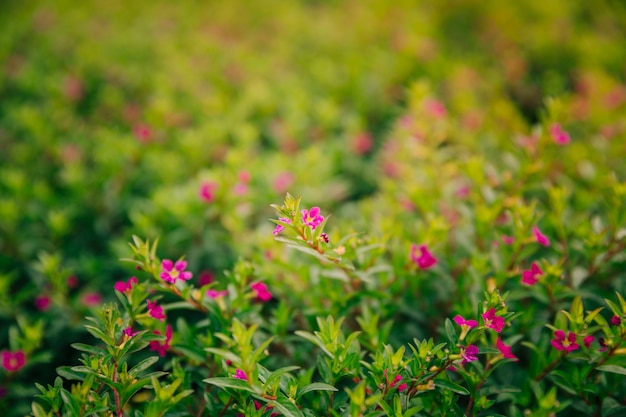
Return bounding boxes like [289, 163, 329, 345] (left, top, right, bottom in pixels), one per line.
[112, 363, 123, 417]
[534, 352, 566, 382]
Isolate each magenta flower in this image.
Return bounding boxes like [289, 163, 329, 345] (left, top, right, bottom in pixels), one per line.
[521, 262, 543, 286]
[611, 315, 622, 326]
[199, 181, 218, 202]
[123, 327, 138, 338]
[1, 350, 26, 372]
[206, 289, 228, 299]
[273, 217, 292, 236]
[81, 292, 102, 307]
[251, 282, 272, 301]
[583, 335, 594, 348]
[390, 374, 407, 392]
[501, 235, 515, 245]
[482, 308, 505, 333]
[301, 207, 324, 230]
[34, 295, 51, 311]
[149, 325, 172, 357]
[160, 259, 193, 284]
[233, 369, 247, 380]
[238, 171, 251, 183]
[453, 315, 478, 328]
[551, 330, 579, 352]
[147, 300, 166, 321]
[114, 276, 138, 293]
[461, 345, 479, 364]
[496, 337, 518, 361]
[198, 271, 214, 287]
[533, 226, 550, 247]
[410, 244, 437, 269]
[549, 123, 570, 145]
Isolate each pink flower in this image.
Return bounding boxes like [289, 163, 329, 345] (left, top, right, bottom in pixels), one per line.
[425, 99, 447, 119]
[233, 183, 248, 196]
[501, 235, 515, 245]
[350, 132, 373, 155]
[81, 292, 102, 307]
[549, 123, 570, 145]
[521, 262, 543, 286]
[551, 330, 579, 352]
[114, 276, 138, 293]
[496, 337, 518, 361]
[147, 300, 166, 321]
[456, 184, 470, 199]
[35, 295, 51, 311]
[273, 217, 292, 236]
[149, 325, 172, 356]
[160, 259, 193, 284]
[301, 207, 324, 230]
[206, 289, 228, 299]
[198, 271, 214, 287]
[453, 315, 478, 328]
[133, 123, 153, 143]
[410, 244, 437, 269]
[66, 275, 79, 288]
[238, 171, 251, 183]
[611, 315, 621, 326]
[250, 282, 272, 302]
[199, 181, 218, 202]
[123, 327, 138, 337]
[273, 172, 294, 194]
[233, 369, 247, 380]
[1, 350, 26, 372]
[461, 345, 479, 364]
[482, 308, 505, 333]
[583, 335, 594, 348]
[533, 226, 550, 247]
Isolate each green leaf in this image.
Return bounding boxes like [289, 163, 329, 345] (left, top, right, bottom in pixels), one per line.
[128, 356, 160, 378]
[597, 365, 626, 376]
[296, 382, 338, 399]
[71, 343, 107, 356]
[31, 402, 48, 417]
[270, 396, 305, 417]
[203, 377, 256, 393]
[434, 379, 470, 395]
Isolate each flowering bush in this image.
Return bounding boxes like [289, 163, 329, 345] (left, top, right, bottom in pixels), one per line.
[0, 0, 625, 416]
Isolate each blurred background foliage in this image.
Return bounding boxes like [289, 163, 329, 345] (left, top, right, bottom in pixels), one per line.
[0, 0, 625, 415]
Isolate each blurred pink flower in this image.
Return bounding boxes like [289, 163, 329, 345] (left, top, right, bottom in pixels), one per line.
[496, 337, 518, 361]
[238, 170, 251, 183]
[453, 315, 478, 328]
[233, 369, 247, 380]
[461, 345, 479, 364]
[611, 315, 621, 326]
[233, 183, 248, 196]
[251, 282, 272, 301]
[198, 271, 214, 287]
[123, 327, 138, 338]
[521, 262, 543, 286]
[81, 292, 102, 307]
[199, 181, 218, 203]
[149, 325, 172, 356]
[273, 217, 292, 236]
[1, 350, 26, 372]
[35, 295, 51, 311]
[147, 300, 166, 321]
[133, 123, 153, 143]
[206, 289, 228, 299]
[66, 275, 79, 288]
[549, 123, 570, 145]
[501, 235, 515, 245]
[583, 335, 594, 348]
[533, 226, 551, 247]
[410, 244, 437, 269]
[350, 132, 373, 155]
[425, 99, 447, 119]
[114, 276, 138, 293]
[273, 172, 294, 194]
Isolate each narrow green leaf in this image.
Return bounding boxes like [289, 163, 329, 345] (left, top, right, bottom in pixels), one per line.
[434, 379, 470, 395]
[597, 365, 626, 376]
[296, 382, 338, 399]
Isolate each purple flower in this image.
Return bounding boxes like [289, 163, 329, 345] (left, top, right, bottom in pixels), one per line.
[461, 345, 479, 364]
[410, 244, 437, 269]
[301, 206, 324, 230]
[160, 259, 193, 284]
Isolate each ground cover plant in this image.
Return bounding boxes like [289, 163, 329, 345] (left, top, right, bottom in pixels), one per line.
[1, 0, 626, 416]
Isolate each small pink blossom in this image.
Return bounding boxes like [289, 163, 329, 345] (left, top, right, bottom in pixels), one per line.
[199, 181, 218, 203]
[206, 289, 228, 299]
[482, 308, 505, 333]
[147, 300, 166, 321]
[611, 315, 621, 326]
[410, 244, 437, 269]
[549, 123, 570, 145]
[461, 345, 479, 364]
[583, 335, 594, 348]
[198, 271, 214, 287]
[35, 295, 51, 311]
[453, 315, 478, 328]
[233, 369, 247, 380]
[456, 184, 470, 199]
[273, 217, 292, 236]
[551, 330, 579, 352]
[66, 275, 79, 288]
[233, 183, 248, 196]
[350, 132, 373, 155]
[501, 235, 515, 245]
[533, 226, 551, 247]
[238, 171, 251, 183]
[114, 276, 138, 293]
[133, 123, 153, 143]
[123, 327, 138, 338]
[301, 207, 324, 230]
[149, 325, 172, 356]
[496, 337, 518, 361]
[251, 282, 272, 302]
[160, 259, 193, 284]
[273, 172, 294, 194]
[521, 262, 543, 286]
[425, 99, 447, 119]
[1, 350, 26, 372]
[81, 292, 102, 307]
